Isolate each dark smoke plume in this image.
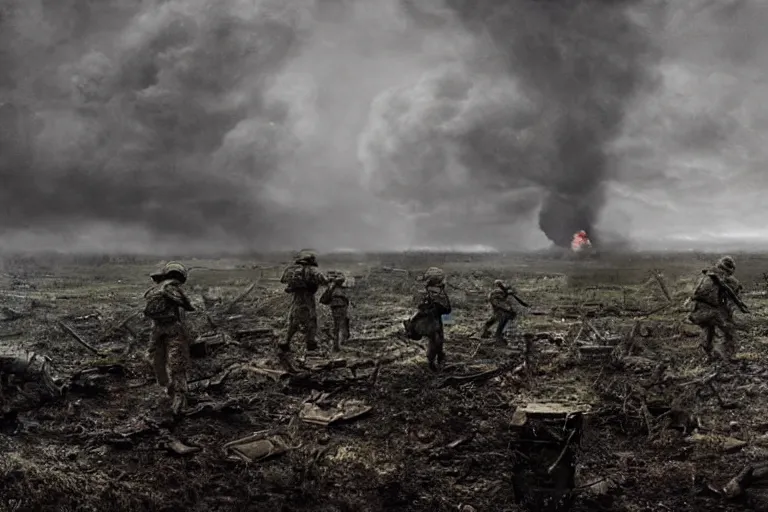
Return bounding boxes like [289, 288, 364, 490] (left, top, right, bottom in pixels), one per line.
[0, 0, 313, 246]
[361, 0, 661, 247]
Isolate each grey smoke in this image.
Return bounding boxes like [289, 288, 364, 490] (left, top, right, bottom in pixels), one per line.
[360, 0, 662, 248]
[0, 0, 312, 245]
[1, 0, 765, 253]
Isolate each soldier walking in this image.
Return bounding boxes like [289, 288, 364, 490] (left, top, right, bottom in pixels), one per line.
[320, 271, 351, 352]
[404, 267, 451, 371]
[481, 279, 518, 345]
[688, 256, 746, 362]
[279, 251, 328, 352]
[143, 261, 195, 415]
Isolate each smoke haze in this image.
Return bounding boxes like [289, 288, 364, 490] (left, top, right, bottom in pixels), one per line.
[0, 0, 765, 253]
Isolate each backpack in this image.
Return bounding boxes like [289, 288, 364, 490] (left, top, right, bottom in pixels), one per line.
[143, 282, 176, 320]
[692, 274, 719, 306]
[282, 264, 308, 293]
[319, 285, 334, 305]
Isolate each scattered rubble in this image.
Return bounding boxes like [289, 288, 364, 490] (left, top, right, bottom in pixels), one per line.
[0, 253, 765, 511]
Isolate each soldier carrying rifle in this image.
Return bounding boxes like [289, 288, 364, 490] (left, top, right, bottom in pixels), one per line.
[482, 280, 530, 346]
[688, 255, 748, 362]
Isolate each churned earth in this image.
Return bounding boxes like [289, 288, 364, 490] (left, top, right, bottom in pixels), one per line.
[2, 251, 768, 512]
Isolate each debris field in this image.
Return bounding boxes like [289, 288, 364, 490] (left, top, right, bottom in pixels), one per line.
[2, 251, 768, 511]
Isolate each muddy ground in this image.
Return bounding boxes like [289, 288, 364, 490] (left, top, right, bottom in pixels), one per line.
[2, 251, 768, 511]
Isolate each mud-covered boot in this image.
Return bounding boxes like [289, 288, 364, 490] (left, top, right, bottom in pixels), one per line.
[436, 351, 445, 371]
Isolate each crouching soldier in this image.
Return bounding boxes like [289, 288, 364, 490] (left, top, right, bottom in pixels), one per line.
[482, 280, 518, 345]
[403, 267, 451, 371]
[319, 271, 350, 352]
[143, 261, 195, 415]
[688, 255, 747, 362]
[279, 251, 328, 352]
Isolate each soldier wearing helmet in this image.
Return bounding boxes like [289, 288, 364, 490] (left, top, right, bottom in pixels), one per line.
[143, 261, 195, 414]
[279, 250, 329, 352]
[689, 255, 743, 361]
[319, 270, 351, 352]
[403, 267, 451, 371]
[481, 279, 518, 345]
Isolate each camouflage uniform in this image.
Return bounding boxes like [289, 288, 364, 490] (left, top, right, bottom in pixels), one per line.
[482, 280, 517, 344]
[320, 271, 350, 352]
[688, 256, 742, 361]
[144, 261, 195, 415]
[279, 252, 328, 352]
[404, 267, 451, 371]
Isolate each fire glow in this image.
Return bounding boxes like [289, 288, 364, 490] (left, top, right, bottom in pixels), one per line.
[571, 230, 592, 252]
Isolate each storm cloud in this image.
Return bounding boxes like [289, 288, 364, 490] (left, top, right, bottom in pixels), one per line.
[359, 0, 662, 248]
[0, 0, 766, 253]
[0, 0, 313, 246]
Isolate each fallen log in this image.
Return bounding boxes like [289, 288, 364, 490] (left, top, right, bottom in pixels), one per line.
[58, 321, 104, 357]
[653, 273, 672, 302]
[438, 362, 526, 388]
[721, 464, 768, 499]
[223, 282, 257, 314]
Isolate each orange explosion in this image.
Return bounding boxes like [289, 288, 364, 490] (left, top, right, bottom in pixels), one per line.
[571, 230, 592, 252]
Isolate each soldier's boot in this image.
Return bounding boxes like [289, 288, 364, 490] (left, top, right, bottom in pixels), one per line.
[280, 324, 297, 352]
[305, 328, 318, 351]
[494, 321, 508, 346]
[436, 348, 445, 370]
[339, 318, 350, 348]
[427, 341, 438, 372]
[481, 318, 495, 339]
[700, 328, 715, 360]
[717, 336, 737, 362]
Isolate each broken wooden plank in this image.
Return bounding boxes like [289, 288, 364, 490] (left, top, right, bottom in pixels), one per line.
[438, 362, 526, 388]
[58, 321, 104, 356]
[223, 282, 257, 314]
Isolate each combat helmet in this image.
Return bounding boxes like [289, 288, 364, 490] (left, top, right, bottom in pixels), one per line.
[716, 255, 735, 275]
[494, 279, 507, 289]
[294, 249, 318, 267]
[423, 267, 445, 287]
[327, 269, 346, 284]
[150, 261, 188, 283]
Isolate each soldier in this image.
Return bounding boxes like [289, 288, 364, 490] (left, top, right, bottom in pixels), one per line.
[688, 255, 744, 361]
[481, 279, 518, 345]
[319, 271, 350, 352]
[403, 267, 451, 371]
[143, 261, 195, 415]
[279, 251, 328, 352]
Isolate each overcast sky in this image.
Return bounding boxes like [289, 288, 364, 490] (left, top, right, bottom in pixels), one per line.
[0, 0, 764, 253]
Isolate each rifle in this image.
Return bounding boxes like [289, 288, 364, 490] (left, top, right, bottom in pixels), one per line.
[499, 285, 531, 308]
[704, 271, 749, 314]
[509, 291, 531, 308]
